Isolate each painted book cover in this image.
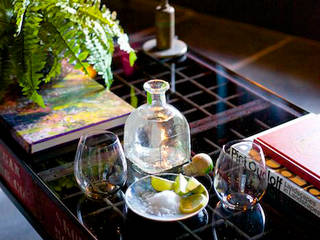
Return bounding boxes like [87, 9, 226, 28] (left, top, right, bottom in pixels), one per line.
[0, 65, 133, 153]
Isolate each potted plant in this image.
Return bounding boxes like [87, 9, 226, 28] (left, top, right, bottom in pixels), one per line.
[0, 0, 136, 107]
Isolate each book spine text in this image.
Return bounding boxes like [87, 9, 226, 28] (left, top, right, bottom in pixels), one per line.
[230, 145, 320, 218]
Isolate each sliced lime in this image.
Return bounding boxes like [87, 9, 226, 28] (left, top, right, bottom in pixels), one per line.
[180, 193, 207, 213]
[191, 184, 206, 194]
[173, 173, 188, 196]
[151, 176, 174, 192]
[186, 177, 201, 192]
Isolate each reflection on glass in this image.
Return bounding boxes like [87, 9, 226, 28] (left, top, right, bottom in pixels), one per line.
[74, 130, 127, 200]
[213, 140, 267, 211]
[212, 202, 265, 239]
[76, 195, 127, 240]
[183, 208, 209, 229]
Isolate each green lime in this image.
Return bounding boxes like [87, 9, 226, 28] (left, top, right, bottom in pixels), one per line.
[183, 153, 213, 176]
[151, 176, 174, 191]
[186, 177, 201, 192]
[173, 173, 188, 195]
[180, 193, 208, 214]
[191, 184, 206, 194]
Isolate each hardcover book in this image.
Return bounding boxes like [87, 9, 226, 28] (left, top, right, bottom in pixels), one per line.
[254, 114, 320, 189]
[0, 65, 133, 154]
[0, 139, 95, 240]
[231, 143, 320, 218]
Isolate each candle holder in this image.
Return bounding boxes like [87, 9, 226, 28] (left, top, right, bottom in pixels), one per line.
[142, 0, 187, 58]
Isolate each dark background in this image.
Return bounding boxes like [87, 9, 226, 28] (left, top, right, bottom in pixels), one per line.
[174, 0, 320, 41]
[119, 0, 320, 41]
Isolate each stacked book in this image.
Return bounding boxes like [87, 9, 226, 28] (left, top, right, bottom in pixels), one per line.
[0, 65, 133, 154]
[0, 65, 134, 239]
[252, 114, 320, 218]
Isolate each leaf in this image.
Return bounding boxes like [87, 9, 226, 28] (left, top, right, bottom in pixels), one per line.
[78, 7, 112, 27]
[16, 8, 47, 107]
[130, 86, 138, 108]
[78, 51, 89, 60]
[104, 67, 113, 89]
[41, 21, 89, 75]
[147, 92, 152, 105]
[14, 0, 30, 37]
[30, 91, 45, 108]
[129, 51, 137, 67]
[43, 56, 61, 83]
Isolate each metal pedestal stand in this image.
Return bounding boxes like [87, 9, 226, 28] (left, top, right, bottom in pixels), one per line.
[143, 38, 187, 93]
[142, 38, 187, 59]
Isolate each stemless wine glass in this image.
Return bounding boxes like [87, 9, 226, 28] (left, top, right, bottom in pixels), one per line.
[74, 130, 127, 200]
[213, 140, 267, 211]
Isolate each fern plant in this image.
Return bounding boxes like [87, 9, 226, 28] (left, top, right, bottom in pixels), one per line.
[0, 0, 136, 107]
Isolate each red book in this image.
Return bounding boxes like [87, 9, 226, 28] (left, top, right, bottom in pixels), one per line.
[254, 114, 320, 189]
[0, 139, 95, 240]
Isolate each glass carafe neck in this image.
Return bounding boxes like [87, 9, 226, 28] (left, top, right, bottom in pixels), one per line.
[144, 80, 169, 106]
[148, 93, 166, 106]
[162, 0, 169, 6]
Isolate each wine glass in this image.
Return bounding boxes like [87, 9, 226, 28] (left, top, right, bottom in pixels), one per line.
[213, 140, 267, 211]
[74, 130, 127, 200]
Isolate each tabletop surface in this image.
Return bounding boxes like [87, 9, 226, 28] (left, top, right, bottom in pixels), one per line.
[1, 46, 319, 240]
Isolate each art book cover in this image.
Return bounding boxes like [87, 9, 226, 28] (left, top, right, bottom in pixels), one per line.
[0, 64, 133, 154]
[254, 114, 320, 189]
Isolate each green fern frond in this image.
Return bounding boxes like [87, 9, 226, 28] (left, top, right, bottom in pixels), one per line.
[41, 20, 89, 73]
[44, 0, 135, 87]
[1, 0, 136, 107]
[43, 56, 61, 83]
[49, 2, 115, 87]
[18, 8, 47, 107]
[77, 6, 113, 27]
[20, 50, 46, 107]
[84, 29, 113, 89]
[13, 0, 31, 36]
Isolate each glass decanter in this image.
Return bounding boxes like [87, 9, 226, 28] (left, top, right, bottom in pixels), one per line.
[124, 79, 191, 174]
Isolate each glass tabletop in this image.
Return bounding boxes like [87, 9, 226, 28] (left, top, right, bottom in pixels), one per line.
[1, 47, 318, 240]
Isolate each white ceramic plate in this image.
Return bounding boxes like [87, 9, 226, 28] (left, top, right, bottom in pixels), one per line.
[125, 173, 209, 222]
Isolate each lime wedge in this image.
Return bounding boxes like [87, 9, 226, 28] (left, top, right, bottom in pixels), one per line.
[173, 173, 188, 195]
[186, 177, 201, 192]
[187, 177, 206, 193]
[180, 193, 207, 213]
[151, 176, 174, 192]
[191, 184, 206, 194]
